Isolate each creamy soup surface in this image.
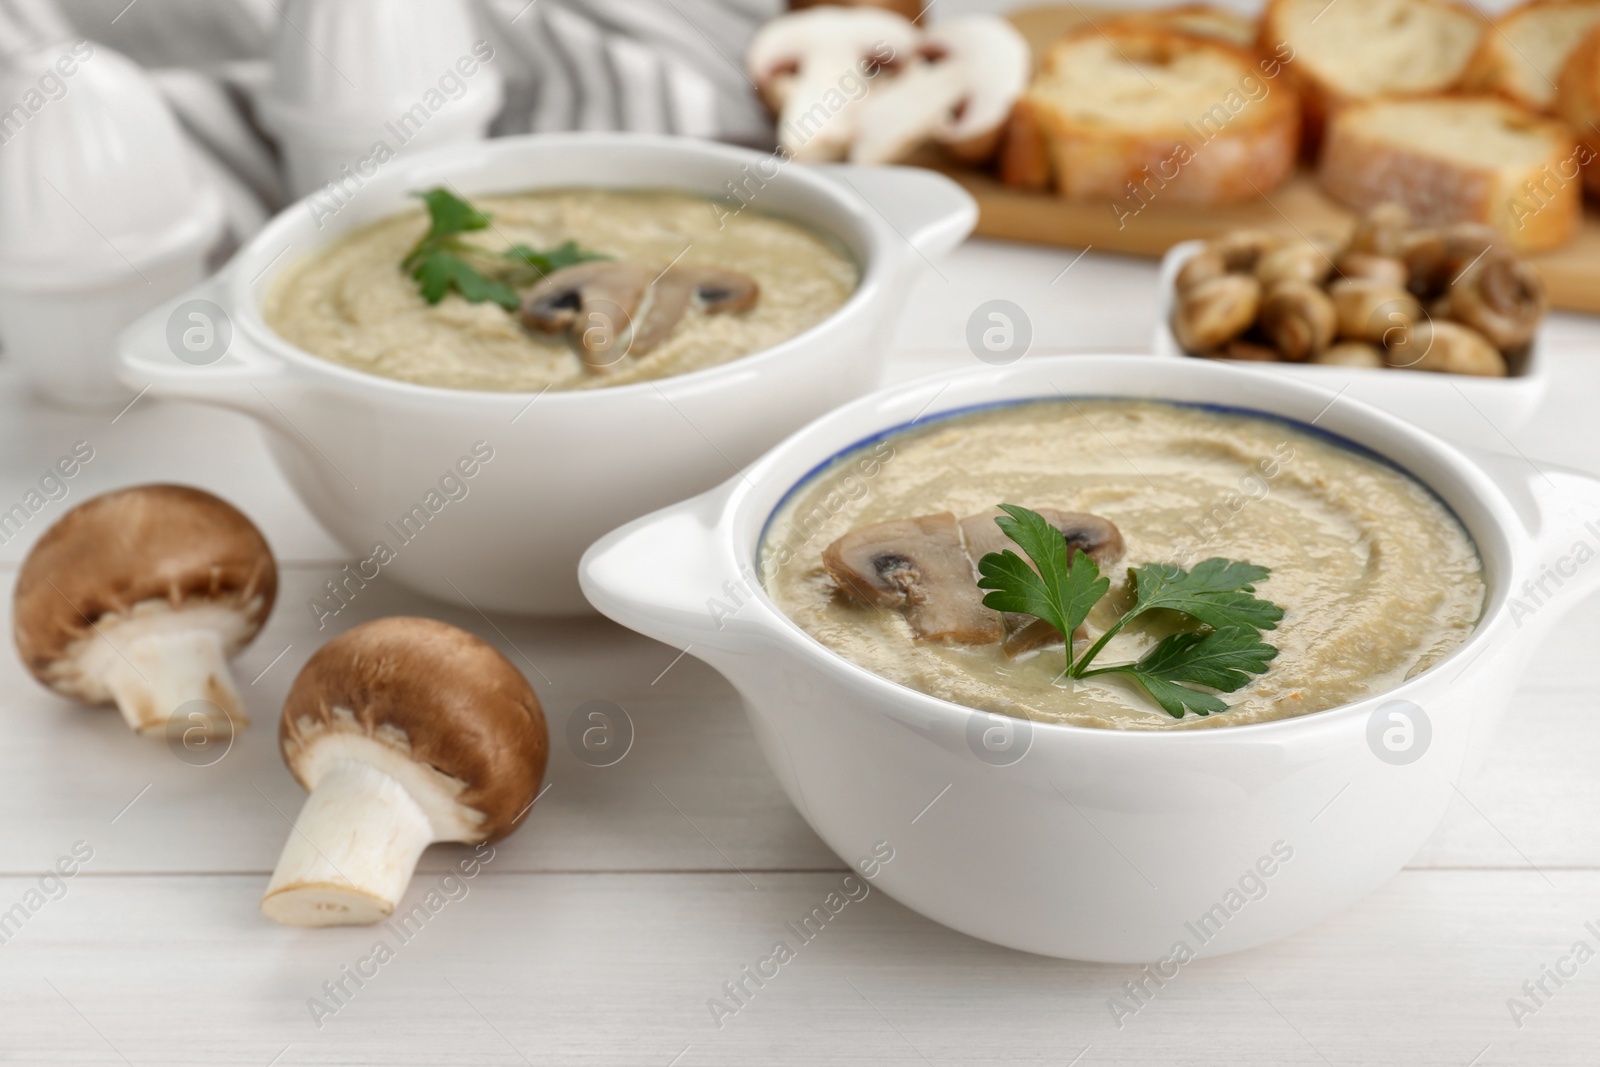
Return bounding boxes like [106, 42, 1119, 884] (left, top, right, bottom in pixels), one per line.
[264, 189, 858, 391]
[762, 400, 1486, 730]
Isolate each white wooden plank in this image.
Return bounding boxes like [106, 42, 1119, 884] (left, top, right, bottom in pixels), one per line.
[0, 870, 1594, 1065]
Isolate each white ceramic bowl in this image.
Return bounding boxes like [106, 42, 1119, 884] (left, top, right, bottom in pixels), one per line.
[115, 133, 976, 614]
[582, 355, 1600, 962]
[1154, 241, 1548, 446]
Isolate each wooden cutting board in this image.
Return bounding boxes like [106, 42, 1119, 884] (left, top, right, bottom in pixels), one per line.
[909, 4, 1600, 314]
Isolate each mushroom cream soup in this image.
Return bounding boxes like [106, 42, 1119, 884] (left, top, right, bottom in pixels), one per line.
[762, 399, 1485, 730]
[264, 189, 858, 391]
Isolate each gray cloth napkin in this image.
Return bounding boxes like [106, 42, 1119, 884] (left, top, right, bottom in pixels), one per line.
[1, 0, 781, 245]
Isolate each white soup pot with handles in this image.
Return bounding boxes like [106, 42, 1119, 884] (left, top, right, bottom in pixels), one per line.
[116, 133, 976, 615]
[581, 354, 1600, 962]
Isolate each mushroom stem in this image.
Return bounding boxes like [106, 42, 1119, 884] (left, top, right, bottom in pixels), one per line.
[101, 628, 246, 735]
[261, 761, 436, 927]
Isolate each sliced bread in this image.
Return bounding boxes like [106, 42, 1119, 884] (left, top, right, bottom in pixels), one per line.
[1465, 0, 1600, 112]
[1260, 0, 1484, 142]
[1097, 5, 1259, 49]
[1014, 25, 1300, 207]
[1318, 95, 1581, 252]
[1555, 24, 1600, 193]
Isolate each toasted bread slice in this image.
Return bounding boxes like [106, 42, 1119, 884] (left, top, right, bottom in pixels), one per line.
[1260, 0, 1484, 143]
[1019, 25, 1299, 206]
[1097, 4, 1259, 48]
[1556, 24, 1600, 193]
[1465, 0, 1600, 112]
[1319, 95, 1580, 252]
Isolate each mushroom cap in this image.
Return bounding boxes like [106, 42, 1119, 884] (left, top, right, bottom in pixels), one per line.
[13, 484, 277, 685]
[747, 6, 920, 109]
[279, 616, 547, 843]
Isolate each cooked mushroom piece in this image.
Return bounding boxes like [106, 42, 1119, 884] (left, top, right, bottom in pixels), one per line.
[261, 617, 547, 927]
[1335, 252, 1407, 287]
[1209, 340, 1281, 362]
[1399, 224, 1501, 300]
[1210, 230, 1280, 272]
[959, 508, 1124, 656]
[1313, 341, 1385, 368]
[629, 266, 760, 355]
[1172, 274, 1261, 353]
[746, 7, 920, 161]
[1348, 202, 1412, 257]
[1259, 280, 1337, 361]
[1448, 252, 1546, 351]
[1176, 248, 1227, 293]
[13, 485, 276, 737]
[1255, 240, 1335, 287]
[822, 513, 1001, 644]
[520, 262, 651, 370]
[1329, 278, 1421, 344]
[1388, 320, 1506, 377]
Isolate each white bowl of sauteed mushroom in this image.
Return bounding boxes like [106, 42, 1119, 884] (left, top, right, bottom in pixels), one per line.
[1153, 204, 1549, 443]
[114, 132, 976, 614]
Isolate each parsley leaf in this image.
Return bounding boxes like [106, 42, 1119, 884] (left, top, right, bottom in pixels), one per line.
[1124, 559, 1283, 633]
[409, 247, 520, 310]
[414, 187, 491, 243]
[976, 503, 1108, 642]
[1084, 627, 1280, 718]
[401, 188, 604, 311]
[973, 504, 1284, 719]
[503, 239, 601, 275]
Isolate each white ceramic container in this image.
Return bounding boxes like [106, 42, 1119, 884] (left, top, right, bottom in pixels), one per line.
[581, 354, 1600, 962]
[1153, 240, 1548, 446]
[256, 0, 505, 197]
[116, 133, 977, 614]
[0, 41, 223, 409]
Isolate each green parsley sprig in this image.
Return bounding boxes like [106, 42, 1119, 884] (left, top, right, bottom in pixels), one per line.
[401, 188, 604, 311]
[975, 504, 1283, 718]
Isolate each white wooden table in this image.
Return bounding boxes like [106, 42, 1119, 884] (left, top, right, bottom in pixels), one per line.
[2, 239, 1598, 1066]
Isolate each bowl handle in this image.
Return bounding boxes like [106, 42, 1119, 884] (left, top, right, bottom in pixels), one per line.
[1468, 446, 1600, 638]
[816, 164, 978, 261]
[580, 488, 768, 658]
[115, 270, 285, 417]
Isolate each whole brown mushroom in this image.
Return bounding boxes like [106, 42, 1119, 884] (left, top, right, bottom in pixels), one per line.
[261, 617, 548, 927]
[13, 485, 276, 737]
